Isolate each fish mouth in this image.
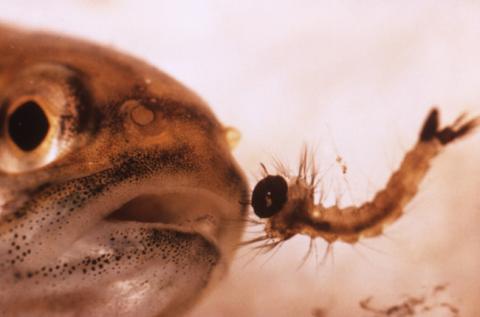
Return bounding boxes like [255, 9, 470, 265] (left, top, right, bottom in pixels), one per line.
[106, 191, 225, 240]
[71, 186, 234, 277]
[6, 182, 243, 316]
[60, 181, 239, 261]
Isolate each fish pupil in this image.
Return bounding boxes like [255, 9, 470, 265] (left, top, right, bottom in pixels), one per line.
[251, 175, 288, 218]
[8, 101, 50, 151]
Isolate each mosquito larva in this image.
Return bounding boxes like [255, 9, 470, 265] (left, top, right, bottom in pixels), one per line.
[247, 108, 479, 250]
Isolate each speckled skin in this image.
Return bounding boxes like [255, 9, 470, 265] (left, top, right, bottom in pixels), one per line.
[0, 24, 248, 317]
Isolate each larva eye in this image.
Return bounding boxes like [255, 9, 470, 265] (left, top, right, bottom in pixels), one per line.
[251, 175, 288, 218]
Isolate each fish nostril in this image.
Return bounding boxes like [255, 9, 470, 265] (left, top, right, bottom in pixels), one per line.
[131, 104, 155, 126]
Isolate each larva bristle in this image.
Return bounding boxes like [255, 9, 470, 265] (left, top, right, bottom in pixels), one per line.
[238, 235, 269, 247]
[259, 163, 269, 177]
[297, 238, 315, 270]
[272, 157, 290, 178]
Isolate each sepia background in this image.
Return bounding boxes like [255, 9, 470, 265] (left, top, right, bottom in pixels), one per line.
[1, 1, 479, 316]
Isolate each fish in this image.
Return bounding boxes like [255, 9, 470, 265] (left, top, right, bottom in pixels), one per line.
[0, 24, 248, 317]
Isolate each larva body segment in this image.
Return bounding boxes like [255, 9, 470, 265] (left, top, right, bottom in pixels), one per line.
[303, 140, 438, 243]
[252, 108, 479, 247]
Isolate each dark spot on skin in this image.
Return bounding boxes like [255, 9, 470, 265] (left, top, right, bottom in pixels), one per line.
[13, 211, 25, 219]
[149, 228, 164, 243]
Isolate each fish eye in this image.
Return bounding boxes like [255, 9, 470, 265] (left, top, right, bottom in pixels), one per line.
[251, 175, 288, 218]
[0, 63, 90, 173]
[8, 100, 50, 152]
[0, 95, 59, 173]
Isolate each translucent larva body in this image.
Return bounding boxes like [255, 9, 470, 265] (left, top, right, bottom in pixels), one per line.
[248, 108, 479, 250]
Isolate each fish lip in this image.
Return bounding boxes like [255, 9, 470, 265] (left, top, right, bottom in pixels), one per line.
[68, 179, 243, 260]
[14, 185, 238, 300]
[14, 172, 244, 274]
[4, 220, 224, 317]
[65, 185, 234, 305]
[100, 187, 232, 248]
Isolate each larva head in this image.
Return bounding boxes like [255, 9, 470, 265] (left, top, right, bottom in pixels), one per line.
[251, 175, 288, 218]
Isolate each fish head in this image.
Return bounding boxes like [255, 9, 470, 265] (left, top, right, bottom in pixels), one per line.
[0, 25, 248, 317]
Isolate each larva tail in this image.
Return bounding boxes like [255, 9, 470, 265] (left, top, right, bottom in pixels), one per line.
[306, 108, 479, 243]
[420, 108, 479, 144]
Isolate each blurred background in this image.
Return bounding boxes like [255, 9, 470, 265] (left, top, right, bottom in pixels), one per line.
[1, 1, 479, 316]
